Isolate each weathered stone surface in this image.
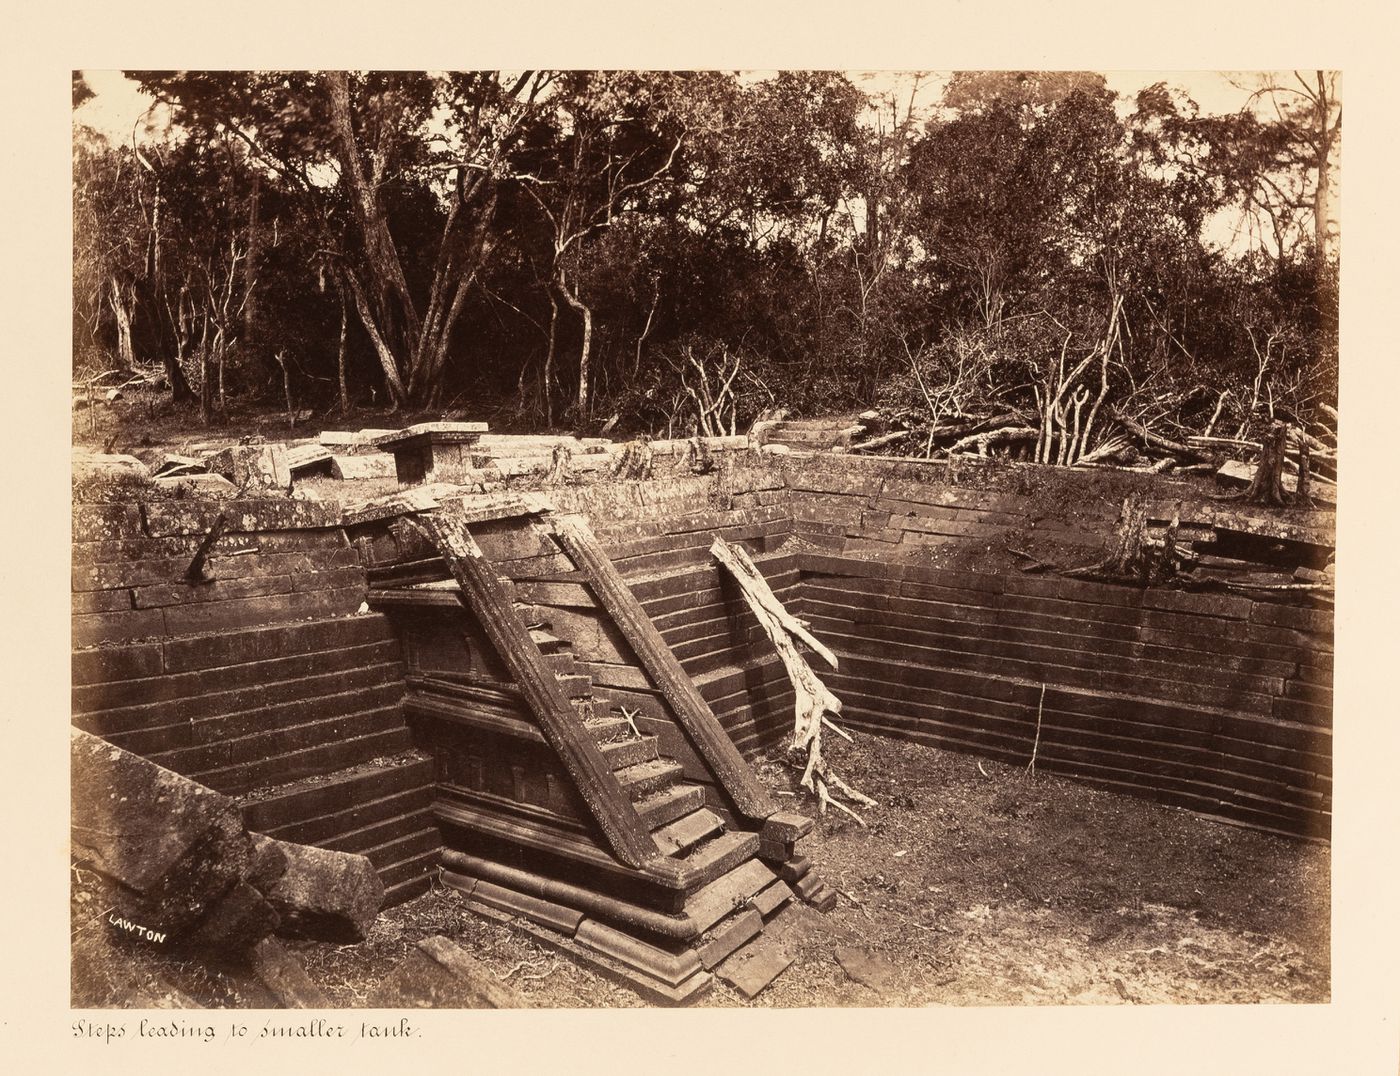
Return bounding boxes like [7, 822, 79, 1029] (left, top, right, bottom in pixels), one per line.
[154, 453, 208, 477]
[249, 937, 332, 1008]
[330, 453, 396, 481]
[185, 880, 280, 950]
[366, 935, 524, 1008]
[153, 472, 239, 497]
[207, 444, 292, 493]
[834, 945, 899, 993]
[696, 908, 763, 970]
[287, 443, 334, 474]
[73, 452, 149, 480]
[318, 429, 396, 451]
[716, 936, 794, 998]
[71, 729, 252, 935]
[256, 835, 383, 941]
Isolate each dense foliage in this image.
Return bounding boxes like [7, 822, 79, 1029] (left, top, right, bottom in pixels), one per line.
[72, 70, 1339, 447]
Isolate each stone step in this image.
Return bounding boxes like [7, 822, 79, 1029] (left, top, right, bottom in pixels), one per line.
[528, 627, 566, 653]
[634, 784, 707, 829]
[555, 673, 592, 698]
[584, 715, 632, 744]
[614, 758, 684, 800]
[599, 735, 659, 771]
[241, 754, 432, 833]
[543, 652, 577, 674]
[257, 783, 432, 849]
[320, 805, 437, 859]
[377, 846, 442, 897]
[380, 863, 437, 908]
[674, 830, 762, 891]
[677, 857, 778, 935]
[359, 825, 442, 872]
[652, 807, 725, 857]
[196, 726, 415, 796]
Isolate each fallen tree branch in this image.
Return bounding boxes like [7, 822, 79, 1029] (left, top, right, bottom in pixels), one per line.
[1111, 409, 1215, 463]
[946, 425, 1037, 457]
[711, 536, 875, 820]
[848, 428, 915, 453]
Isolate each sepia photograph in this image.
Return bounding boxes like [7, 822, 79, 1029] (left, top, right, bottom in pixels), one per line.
[66, 65, 1343, 1015]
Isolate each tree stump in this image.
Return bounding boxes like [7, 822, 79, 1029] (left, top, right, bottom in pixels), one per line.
[1243, 421, 1291, 506]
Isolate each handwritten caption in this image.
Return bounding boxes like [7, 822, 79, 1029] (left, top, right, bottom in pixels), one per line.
[73, 1017, 420, 1043]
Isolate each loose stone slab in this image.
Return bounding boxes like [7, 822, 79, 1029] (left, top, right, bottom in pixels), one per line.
[696, 908, 763, 970]
[153, 472, 238, 498]
[834, 945, 900, 994]
[250, 937, 332, 1008]
[207, 444, 292, 493]
[71, 729, 252, 934]
[73, 453, 149, 480]
[716, 936, 794, 998]
[256, 836, 383, 942]
[286, 443, 334, 474]
[367, 935, 524, 1008]
[330, 453, 396, 481]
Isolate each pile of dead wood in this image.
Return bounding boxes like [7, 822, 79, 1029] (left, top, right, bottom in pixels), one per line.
[848, 405, 1337, 505]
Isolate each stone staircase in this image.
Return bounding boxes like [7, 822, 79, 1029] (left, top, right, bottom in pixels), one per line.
[360, 502, 830, 1001]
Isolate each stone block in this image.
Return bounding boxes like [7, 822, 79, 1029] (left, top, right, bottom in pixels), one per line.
[256, 836, 384, 942]
[185, 880, 280, 950]
[207, 444, 292, 493]
[834, 945, 900, 994]
[71, 729, 253, 935]
[330, 453, 396, 480]
[366, 935, 523, 1009]
[249, 937, 332, 1008]
[716, 936, 793, 998]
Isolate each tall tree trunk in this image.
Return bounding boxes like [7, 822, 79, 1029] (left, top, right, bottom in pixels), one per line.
[108, 278, 136, 369]
[243, 170, 261, 351]
[198, 313, 212, 424]
[324, 71, 420, 365]
[407, 187, 498, 401]
[345, 272, 407, 408]
[544, 289, 559, 427]
[336, 285, 350, 413]
[558, 274, 592, 416]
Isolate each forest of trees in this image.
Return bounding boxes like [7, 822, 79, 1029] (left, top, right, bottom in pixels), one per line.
[72, 70, 1339, 456]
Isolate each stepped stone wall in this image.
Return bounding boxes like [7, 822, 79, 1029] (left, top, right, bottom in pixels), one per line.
[71, 498, 439, 905]
[72, 449, 1334, 850]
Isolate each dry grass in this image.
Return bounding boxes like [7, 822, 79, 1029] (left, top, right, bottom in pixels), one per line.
[78, 730, 1325, 1009]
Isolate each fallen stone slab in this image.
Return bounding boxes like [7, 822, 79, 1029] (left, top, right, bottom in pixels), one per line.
[71, 729, 252, 936]
[834, 945, 900, 994]
[255, 835, 383, 942]
[287, 443, 334, 475]
[330, 453, 396, 481]
[249, 937, 332, 1008]
[366, 935, 524, 1009]
[716, 936, 794, 999]
[153, 453, 208, 477]
[207, 444, 292, 493]
[73, 452, 149, 480]
[318, 429, 397, 453]
[185, 880, 280, 951]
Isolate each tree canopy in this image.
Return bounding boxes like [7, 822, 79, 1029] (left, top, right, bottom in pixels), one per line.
[72, 69, 1338, 451]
